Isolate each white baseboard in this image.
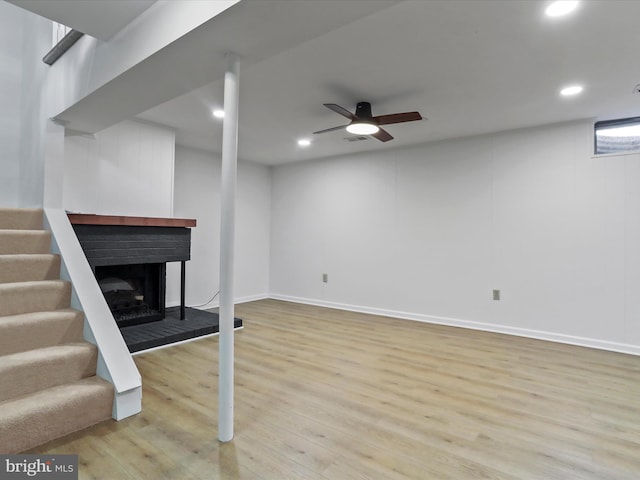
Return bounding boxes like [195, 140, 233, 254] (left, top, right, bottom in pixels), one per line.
[167, 293, 270, 311]
[269, 293, 640, 357]
[235, 293, 271, 305]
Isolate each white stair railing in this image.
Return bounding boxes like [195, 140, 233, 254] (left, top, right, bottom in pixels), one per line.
[44, 208, 141, 420]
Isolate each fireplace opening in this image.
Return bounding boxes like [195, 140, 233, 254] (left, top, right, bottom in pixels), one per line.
[95, 263, 165, 327]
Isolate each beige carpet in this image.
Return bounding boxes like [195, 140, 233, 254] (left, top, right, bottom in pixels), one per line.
[0, 208, 114, 454]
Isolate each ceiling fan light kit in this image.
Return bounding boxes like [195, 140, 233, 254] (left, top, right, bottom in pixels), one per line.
[313, 101, 422, 143]
[346, 122, 379, 135]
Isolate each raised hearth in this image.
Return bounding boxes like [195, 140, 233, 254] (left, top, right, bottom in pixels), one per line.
[121, 307, 243, 353]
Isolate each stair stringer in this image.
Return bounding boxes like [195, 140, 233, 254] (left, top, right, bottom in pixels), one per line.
[44, 208, 142, 420]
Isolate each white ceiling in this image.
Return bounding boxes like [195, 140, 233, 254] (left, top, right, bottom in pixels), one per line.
[50, 1, 395, 135]
[13, 0, 640, 165]
[8, 0, 156, 41]
[136, 0, 640, 165]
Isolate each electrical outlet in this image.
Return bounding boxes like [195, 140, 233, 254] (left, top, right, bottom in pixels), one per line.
[322, 273, 328, 283]
[493, 289, 500, 301]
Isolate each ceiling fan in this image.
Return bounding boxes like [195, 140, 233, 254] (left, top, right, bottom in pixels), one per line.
[313, 101, 422, 142]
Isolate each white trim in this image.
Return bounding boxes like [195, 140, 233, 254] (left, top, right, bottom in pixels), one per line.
[113, 387, 142, 421]
[234, 293, 270, 304]
[269, 294, 640, 357]
[591, 151, 640, 159]
[131, 326, 245, 356]
[44, 208, 142, 420]
[169, 292, 270, 311]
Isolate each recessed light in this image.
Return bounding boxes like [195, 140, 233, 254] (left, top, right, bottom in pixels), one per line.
[560, 85, 583, 96]
[212, 109, 225, 119]
[297, 139, 311, 147]
[545, 1, 579, 17]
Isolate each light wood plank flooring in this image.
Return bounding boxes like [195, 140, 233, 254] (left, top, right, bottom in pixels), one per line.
[29, 299, 640, 479]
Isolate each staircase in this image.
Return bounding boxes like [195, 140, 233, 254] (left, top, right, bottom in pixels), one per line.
[0, 208, 114, 453]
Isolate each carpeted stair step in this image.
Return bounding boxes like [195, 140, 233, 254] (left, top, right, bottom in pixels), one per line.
[0, 376, 114, 454]
[0, 343, 98, 403]
[0, 207, 115, 454]
[0, 229, 51, 254]
[0, 254, 61, 284]
[0, 280, 71, 317]
[0, 309, 84, 356]
[0, 208, 43, 230]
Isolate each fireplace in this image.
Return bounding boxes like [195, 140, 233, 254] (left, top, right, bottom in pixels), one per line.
[96, 263, 165, 327]
[69, 214, 195, 325]
[69, 214, 243, 353]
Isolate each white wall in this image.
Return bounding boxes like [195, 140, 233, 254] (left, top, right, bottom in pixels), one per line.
[0, 2, 50, 207]
[20, 10, 55, 208]
[270, 120, 640, 354]
[63, 120, 174, 217]
[63, 136, 271, 310]
[168, 145, 270, 308]
[0, 2, 24, 206]
[25, 1, 236, 210]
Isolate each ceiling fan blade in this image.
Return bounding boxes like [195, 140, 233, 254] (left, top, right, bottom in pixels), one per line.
[313, 125, 348, 135]
[324, 103, 357, 120]
[373, 112, 422, 125]
[371, 128, 393, 142]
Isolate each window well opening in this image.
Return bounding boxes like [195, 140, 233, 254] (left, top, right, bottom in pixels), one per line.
[594, 117, 640, 155]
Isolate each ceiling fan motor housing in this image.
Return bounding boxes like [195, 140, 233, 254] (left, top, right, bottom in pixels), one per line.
[354, 101, 373, 120]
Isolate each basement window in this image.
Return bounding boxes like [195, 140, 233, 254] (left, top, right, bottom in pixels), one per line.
[43, 22, 84, 66]
[52, 22, 72, 47]
[594, 117, 640, 155]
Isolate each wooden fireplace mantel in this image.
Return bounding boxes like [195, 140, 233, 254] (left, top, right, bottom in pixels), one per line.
[67, 213, 196, 228]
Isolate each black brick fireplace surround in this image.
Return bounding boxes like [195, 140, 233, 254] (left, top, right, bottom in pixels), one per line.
[69, 214, 242, 352]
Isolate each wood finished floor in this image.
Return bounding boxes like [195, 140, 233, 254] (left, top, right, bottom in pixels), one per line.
[29, 299, 640, 479]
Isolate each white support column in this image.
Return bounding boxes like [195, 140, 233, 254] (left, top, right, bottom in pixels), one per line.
[218, 53, 240, 443]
